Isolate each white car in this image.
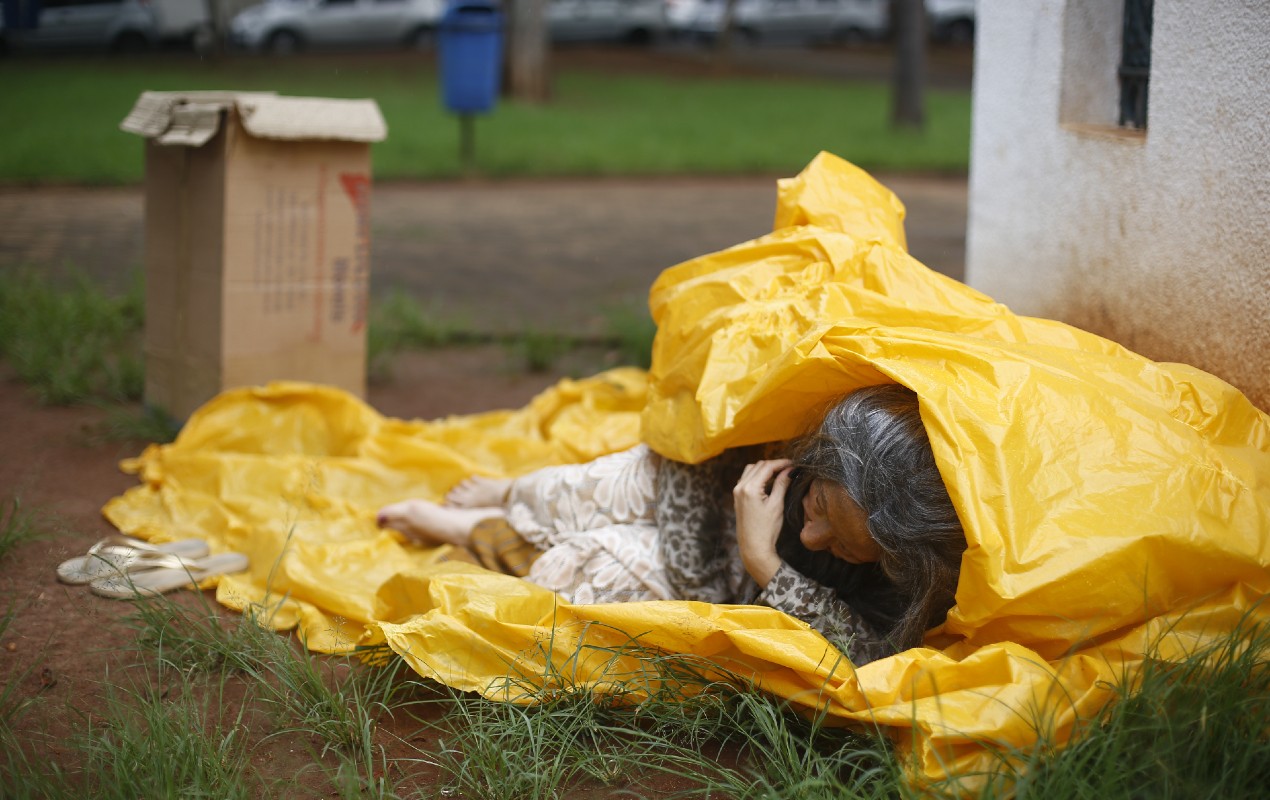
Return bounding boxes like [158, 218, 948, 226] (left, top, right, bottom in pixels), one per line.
[548, 0, 667, 45]
[230, 0, 444, 53]
[831, 0, 887, 43]
[926, 0, 973, 43]
[663, 0, 702, 37]
[1, 0, 160, 52]
[680, 0, 887, 46]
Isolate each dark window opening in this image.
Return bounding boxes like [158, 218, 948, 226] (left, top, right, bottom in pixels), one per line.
[1118, 0, 1153, 129]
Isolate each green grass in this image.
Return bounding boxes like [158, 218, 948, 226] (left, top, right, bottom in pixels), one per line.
[79, 404, 183, 446]
[1, 267, 649, 409]
[0, 605, 33, 729]
[129, 592, 413, 755]
[449, 628, 902, 799]
[124, 594, 441, 797]
[976, 609, 1270, 799]
[367, 288, 474, 380]
[369, 289, 653, 376]
[506, 327, 574, 373]
[70, 671, 257, 800]
[602, 301, 658, 370]
[3, 573, 1268, 798]
[0, 268, 145, 405]
[0, 267, 180, 442]
[0, 603, 63, 800]
[0, 496, 48, 563]
[0, 57, 971, 184]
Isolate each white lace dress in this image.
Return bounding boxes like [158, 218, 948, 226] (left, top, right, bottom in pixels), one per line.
[506, 445, 674, 604]
[502, 444, 896, 664]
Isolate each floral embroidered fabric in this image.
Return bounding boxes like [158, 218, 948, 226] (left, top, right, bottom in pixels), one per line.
[503, 446, 893, 664]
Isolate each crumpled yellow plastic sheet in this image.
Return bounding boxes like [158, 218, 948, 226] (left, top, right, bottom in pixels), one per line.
[104, 152, 1270, 788]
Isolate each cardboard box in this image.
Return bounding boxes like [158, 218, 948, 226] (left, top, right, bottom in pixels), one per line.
[120, 91, 387, 420]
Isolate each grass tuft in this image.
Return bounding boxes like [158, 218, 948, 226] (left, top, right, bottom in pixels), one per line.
[506, 328, 573, 374]
[80, 403, 182, 446]
[128, 592, 413, 760]
[71, 670, 256, 800]
[368, 288, 473, 379]
[0, 603, 66, 799]
[0, 271, 657, 406]
[0, 268, 144, 406]
[409, 624, 897, 798]
[602, 302, 658, 369]
[963, 608, 1270, 799]
[0, 604, 34, 730]
[0, 496, 47, 563]
[12, 572, 1267, 798]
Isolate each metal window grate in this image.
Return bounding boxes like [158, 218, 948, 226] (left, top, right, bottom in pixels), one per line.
[1118, 0, 1153, 129]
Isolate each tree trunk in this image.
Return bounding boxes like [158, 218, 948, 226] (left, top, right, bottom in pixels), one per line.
[203, 0, 229, 58]
[890, 0, 926, 130]
[505, 0, 551, 103]
[715, 0, 741, 66]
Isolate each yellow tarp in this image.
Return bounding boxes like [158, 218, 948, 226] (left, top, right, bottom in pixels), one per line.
[104, 152, 1270, 787]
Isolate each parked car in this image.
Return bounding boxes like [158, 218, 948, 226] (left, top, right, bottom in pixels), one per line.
[679, 0, 887, 46]
[0, 0, 160, 53]
[229, 0, 444, 53]
[548, 0, 666, 45]
[152, 0, 215, 51]
[926, 0, 973, 43]
[831, 0, 887, 43]
[662, 0, 702, 38]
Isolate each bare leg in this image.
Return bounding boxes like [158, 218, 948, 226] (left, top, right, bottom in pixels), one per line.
[376, 500, 505, 547]
[444, 476, 513, 508]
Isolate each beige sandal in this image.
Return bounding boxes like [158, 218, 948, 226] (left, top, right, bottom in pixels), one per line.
[88, 552, 250, 600]
[56, 536, 210, 585]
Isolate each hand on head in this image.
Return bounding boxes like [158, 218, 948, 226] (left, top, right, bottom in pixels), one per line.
[732, 459, 793, 587]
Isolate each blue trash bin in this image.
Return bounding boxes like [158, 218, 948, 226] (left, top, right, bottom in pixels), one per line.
[438, 0, 505, 115]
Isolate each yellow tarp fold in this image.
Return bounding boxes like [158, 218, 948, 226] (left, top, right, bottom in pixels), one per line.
[104, 152, 1270, 787]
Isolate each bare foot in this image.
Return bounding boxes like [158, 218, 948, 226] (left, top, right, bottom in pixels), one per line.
[444, 476, 512, 508]
[376, 500, 505, 547]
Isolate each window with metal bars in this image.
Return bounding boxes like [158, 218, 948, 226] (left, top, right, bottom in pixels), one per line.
[1118, 0, 1153, 129]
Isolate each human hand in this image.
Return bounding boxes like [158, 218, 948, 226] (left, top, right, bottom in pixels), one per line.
[732, 459, 793, 588]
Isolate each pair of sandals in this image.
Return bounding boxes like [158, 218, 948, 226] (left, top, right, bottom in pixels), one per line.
[56, 535, 249, 599]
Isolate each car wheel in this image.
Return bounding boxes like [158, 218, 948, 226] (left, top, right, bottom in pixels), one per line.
[111, 31, 150, 54]
[943, 18, 973, 45]
[404, 26, 435, 50]
[833, 26, 866, 46]
[266, 29, 303, 55]
[623, 27, 653, 47]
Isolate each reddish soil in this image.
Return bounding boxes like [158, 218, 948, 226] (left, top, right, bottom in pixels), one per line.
[0, 347, 678, 796]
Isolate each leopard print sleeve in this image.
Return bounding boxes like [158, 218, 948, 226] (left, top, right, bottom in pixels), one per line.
[757, 562, 894, 666]
[654, 456, 735, 604]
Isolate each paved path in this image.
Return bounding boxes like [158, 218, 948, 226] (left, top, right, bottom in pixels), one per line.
[0, 173, 967, 335]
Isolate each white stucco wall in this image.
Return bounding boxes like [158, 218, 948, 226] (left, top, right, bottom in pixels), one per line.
[965, 0, 1270, 411]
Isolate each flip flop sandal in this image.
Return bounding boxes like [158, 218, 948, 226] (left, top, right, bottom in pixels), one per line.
[55, 536, 210, 585]
[88, 552, 250, 600]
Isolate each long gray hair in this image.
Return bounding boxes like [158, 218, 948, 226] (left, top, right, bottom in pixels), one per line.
[789, 384, 965, 653]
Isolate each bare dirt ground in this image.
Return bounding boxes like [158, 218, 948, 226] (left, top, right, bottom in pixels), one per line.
[0, 44, 970, 794]
[0, 173, 968, 339]
[0, 349, 603, 795]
